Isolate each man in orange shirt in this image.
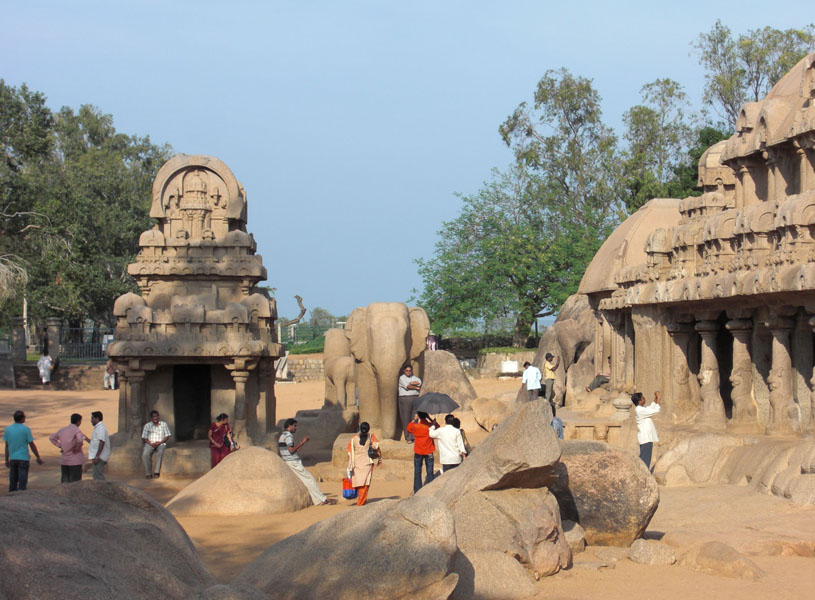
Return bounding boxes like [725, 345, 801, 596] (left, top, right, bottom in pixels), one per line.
[406, 411, 438, 493]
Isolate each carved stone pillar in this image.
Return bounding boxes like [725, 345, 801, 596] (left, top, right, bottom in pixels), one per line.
[624, 312, 635, 388]
[766, 315, 795, 434]
[608, 313, 625, 389]
[46, 317, 62, 363]
[725, 318, 758, 425]
[667, 319, 697, 420]
[117, 371, 129, 436]
[11, 316, 26, 363]
[695, 319, 727, 427]
[126, 370, 145, 441]
[230, 369, 251, 443]
[808, 315, 815, 431]
[795, 143, 809, 193]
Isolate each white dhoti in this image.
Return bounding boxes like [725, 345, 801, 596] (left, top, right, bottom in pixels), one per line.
[283, 458, 326, 505]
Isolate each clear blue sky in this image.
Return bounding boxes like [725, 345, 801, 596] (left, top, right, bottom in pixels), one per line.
[2, 1, 812, 319]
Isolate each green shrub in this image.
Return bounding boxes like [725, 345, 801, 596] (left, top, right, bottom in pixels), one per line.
[288, 336, 325, 355]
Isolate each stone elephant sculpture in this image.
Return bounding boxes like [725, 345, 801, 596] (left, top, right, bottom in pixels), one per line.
[323, 328, 357, 409]
[345, 302, 430, 439]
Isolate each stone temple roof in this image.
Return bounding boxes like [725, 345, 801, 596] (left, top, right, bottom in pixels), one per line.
[578, 198, 682, 295]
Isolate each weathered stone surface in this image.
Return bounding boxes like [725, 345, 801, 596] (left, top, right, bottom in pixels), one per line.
[470, 396, 510, 431]
[679, 541, 764, 580]
[562, 519, 586, 554]
[166, 447, 312, 516]
[422, 350, 478, 411]
[451, 550, 536, 600]
[653, 433, 745, 486]
[0, 481, 214, 599]
[194, 584, 268, 600]
[592, 546, 629, 562]
[628, 539, 676, 565]
[417, 398, 561, 504]
[240, 496, 458, 600]
[450, 488, 571, 580]
[564, 339, 598, 406]
[549, 440, 659, 546]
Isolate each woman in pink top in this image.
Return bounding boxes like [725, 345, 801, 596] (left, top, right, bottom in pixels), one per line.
[49, 413, 86, 483]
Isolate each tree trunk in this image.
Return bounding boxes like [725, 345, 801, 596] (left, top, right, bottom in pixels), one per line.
[512, 313, 533, 347]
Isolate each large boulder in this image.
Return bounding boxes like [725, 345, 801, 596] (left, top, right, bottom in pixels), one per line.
[652, 433, 745, 486]
[549, 441, 659, 546]
[0, 481, 214, 599]
[239, 496, 459, 600]
[422, 350, 478, 410]
[166, 447, 312, 516]
[679, 541, 764, 580]
[470, 396, 511, 431]
[417, 398, 561, 504]
[452, 550, 536, 600]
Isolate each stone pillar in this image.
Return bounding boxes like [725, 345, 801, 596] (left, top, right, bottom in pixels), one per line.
[46, 317, 62, 363]
[126, 370, 145, 441]
[609, 313, 625, 389]
[735, 164, 746, 208]
[624, 312, 635, 388]
[118, 371, 129, 436]
[667, 319, 697, 420]
[796, 143, 809, 193]
[695, 319, 727, 427]
[11, 316, 26, 363]
[231, 369, 251, 443]
[725, 318, 758, 426]
[766, 315, 795, 434]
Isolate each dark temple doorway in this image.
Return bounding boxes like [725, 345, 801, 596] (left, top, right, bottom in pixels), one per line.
[173, 364, 211, 441]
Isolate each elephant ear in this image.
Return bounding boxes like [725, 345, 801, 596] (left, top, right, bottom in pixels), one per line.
[408, 307, 431, 360]
[345, 307, 368, 363]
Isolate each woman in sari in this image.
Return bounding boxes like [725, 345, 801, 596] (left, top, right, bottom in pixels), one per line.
[346, 422, 381, 506]
[208, 413, 232, 468]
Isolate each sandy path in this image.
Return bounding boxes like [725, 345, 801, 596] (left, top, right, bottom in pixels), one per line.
[5, 378, 813, 597]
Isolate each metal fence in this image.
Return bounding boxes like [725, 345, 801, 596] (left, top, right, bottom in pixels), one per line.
[59, 328, 114, 360]
[280, 324, 331, 345]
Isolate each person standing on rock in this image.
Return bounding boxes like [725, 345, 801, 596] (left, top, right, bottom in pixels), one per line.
[397, 365, 422, 443]
[407, 412, 437, 493]
[49, 413, 86, 483]
[142, 410, 171, 479]
[4, 410, 44, 492]
[279, 418, 337, 506]
[429, 414, 467, 473]
[543, 353, 560, 407]
[633, 391, 661, 469]
[88, 411, 111, 481]
[521, 361, 542, 402]
[346, 422, 381, 506]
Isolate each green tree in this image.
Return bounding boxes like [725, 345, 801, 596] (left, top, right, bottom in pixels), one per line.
[308, 306, 334, 328]
[499, 68, 625, 232]
[0, 82, 171, 328]
[415, 164, 600, 346]
[693, 21, 815, 127]
[621, 78, 695, 212]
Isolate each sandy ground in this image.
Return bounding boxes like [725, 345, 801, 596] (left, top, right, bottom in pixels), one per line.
[2, 378, 815, 597]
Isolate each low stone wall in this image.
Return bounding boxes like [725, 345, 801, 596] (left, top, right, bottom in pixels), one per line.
[14, 363, 108, 390]
[286, 353, 324, 381]
[476, 351, 536, 377]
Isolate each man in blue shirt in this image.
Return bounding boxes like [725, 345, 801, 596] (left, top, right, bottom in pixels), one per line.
[3, 410, 44, 492]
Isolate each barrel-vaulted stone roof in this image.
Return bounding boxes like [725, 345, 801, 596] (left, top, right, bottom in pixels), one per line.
[578, 198, 682, 295]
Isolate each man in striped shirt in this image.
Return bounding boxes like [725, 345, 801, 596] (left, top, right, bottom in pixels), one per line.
[142, 410, 171, 479]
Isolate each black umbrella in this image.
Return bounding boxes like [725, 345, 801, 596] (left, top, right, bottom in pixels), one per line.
[413, 392, 459, 416]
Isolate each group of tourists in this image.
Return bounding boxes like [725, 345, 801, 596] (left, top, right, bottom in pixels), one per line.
[521, 355, 564, 439]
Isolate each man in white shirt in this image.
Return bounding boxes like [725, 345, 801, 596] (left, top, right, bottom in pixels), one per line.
[521, 361, 542, 402]
[398, 365, 422, 442]
[633, 391, 661, 470]
[88, 411, 111, 481]
[278, 418, 337, 505]
[429, 414, 467, 472]
[141, 410, 171, 479]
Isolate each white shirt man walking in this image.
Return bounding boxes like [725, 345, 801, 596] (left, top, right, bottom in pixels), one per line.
[521, 361, 542, 402]
[278, 418, 337, 506]
[429, 414, 467, 472]
[88, 411, 111, 480]
[633, 391, 661, 470]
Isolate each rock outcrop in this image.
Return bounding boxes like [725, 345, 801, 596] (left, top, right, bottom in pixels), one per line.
[418, 399, 561, 504]
[679, 541, 764, 580]
[628, 539, 676, 565]
[422, 350, 478, 411]
[166, 447, 312, 516]
[549, 440, 659, 546]
[470, 396, 511, 431]
[0, 481, 214, 599]
[239, 496, 459, 600]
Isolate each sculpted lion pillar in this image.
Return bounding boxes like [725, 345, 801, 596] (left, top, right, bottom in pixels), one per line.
[725, 318, 759, 428]
[695, 319, 727, 428]
[666, 318, 697, 421]
[765, 313, 796, 434]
